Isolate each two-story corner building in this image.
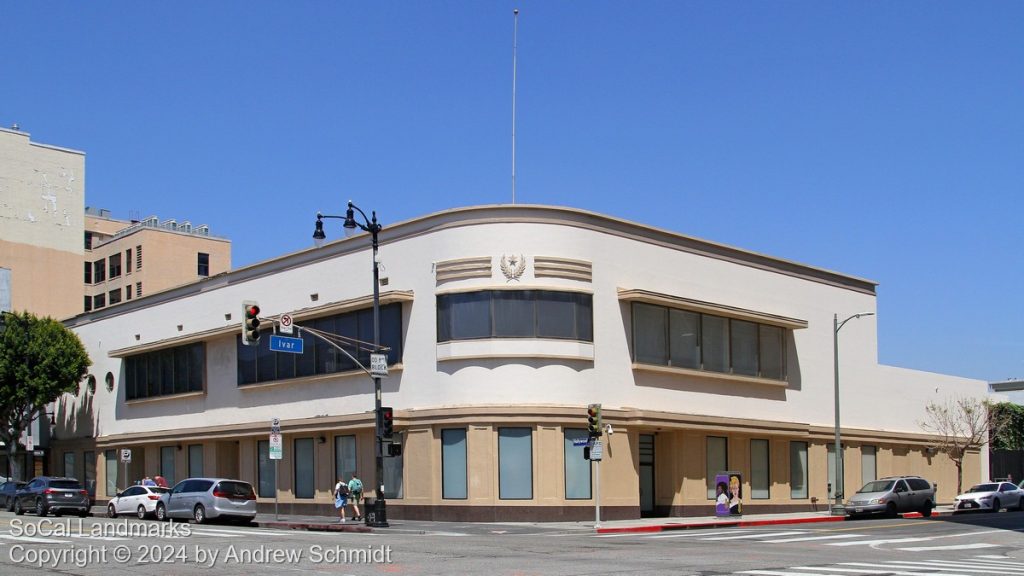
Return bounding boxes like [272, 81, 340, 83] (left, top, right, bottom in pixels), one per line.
[55, 204, 987, 520]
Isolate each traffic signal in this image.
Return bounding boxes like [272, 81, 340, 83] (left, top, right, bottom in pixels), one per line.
[587, 403, 602, 437]
[380, 406, 394, 440]
[387, 443, 402, 457]
[242, 300, 261, 346]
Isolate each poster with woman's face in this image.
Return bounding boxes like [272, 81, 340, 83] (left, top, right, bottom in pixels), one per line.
[728, 474, 742, 515]
[714, 473, 731, 516]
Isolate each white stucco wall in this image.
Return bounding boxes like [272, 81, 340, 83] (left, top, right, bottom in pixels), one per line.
[63, 206, 987, 440]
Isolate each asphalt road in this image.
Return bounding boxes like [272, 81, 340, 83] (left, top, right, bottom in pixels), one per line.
[0, 510, 1021, 575]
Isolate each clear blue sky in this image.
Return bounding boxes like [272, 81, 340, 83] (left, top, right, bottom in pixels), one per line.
[3, 2, 1021, 382]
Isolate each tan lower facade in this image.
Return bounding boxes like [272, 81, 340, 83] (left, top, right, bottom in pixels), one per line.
[51, 407, 978, 521]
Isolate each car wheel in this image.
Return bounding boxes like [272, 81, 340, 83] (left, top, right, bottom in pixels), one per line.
[886, 502, 898, 518]
[193, 504, 206, 524]
[36, 498, 48, 517]
[137, 505, 148, 520]
[14, 499, 24, 516]
[990, 498, 1000, 513]
[155, 504, 167, 522]
[920, 501, 933, 517]
[107, 504, 117, 518]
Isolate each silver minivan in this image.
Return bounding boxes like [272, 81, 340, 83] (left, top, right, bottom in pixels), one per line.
[155, 478, 257, 523]
[846, 475, 935, 517]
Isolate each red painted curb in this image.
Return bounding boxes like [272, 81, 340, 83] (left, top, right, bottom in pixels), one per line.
[595, 510, 943, 534]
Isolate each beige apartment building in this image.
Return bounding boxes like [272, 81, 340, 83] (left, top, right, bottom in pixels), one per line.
[0, 126, 231, 320]
[1, 126, 230, 479]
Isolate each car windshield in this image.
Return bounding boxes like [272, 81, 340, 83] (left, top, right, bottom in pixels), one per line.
[857, 480, 895, 493]
[966, 484, 998, 493]
[216, 481, 255, 498]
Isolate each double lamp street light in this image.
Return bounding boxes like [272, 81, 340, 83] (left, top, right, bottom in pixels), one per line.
[313, 201, 389, 528]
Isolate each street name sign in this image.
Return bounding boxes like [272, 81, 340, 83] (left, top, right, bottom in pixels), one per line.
[269, 335, 304, 354]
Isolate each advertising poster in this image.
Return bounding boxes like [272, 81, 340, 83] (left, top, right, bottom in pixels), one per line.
[715, 471, 742, 516]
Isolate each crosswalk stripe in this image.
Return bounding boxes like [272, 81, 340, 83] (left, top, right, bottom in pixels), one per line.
[189, 529, 243, 538]
[741, 565, 835, 569]
[649, 529, 761, 539]
[896, 543, 1001, 552]
[738, 571, 834, 576]
[888, 559, 1024, 572]
[702, 530, 807, 541]
[787, 568, 900, 574]
[761, 534, 866, 543]
[839, 562, 977, 576]
[189, 527, 301, 537]
[828, 537, 930, 546]
[0, 534, 72, 544]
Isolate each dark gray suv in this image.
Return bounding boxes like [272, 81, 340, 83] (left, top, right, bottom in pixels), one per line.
[14, 476, 91, 517]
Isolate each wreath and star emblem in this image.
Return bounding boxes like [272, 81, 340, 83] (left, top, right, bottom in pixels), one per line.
[500, 254, 526, 282]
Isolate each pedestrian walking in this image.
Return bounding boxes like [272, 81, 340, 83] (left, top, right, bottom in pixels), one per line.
[333, 476, 349, 523]
[348, 472, 363, 521]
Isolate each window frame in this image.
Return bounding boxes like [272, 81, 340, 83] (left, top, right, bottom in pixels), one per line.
[437, 290, 593, 344]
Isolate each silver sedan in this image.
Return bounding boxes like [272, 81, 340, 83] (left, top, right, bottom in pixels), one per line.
[954, 482, 1023, 513]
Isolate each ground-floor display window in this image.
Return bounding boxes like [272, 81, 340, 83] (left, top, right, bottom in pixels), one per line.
[188, 444, 203, 477]
[294, 438, 314, 498]
[442, 429, 467, 500]
[84, 451, 96, 497]
[384, 432, 404, 499]
[63, 452, 75, 479]
[790, 441, 808, 499]
[161, 445, 176, 486]
[564, 429, 591, 499]
[750, 439, 769, 499]
[706, 436, 728, 498]
[499, 427, 533, 500]
[104, 449, 118, 496]
[257, 440, 275, 498]
[335, 435, 356, 483]
[861, 445, 877, 486]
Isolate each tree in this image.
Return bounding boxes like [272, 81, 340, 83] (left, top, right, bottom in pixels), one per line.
[0, 311, 91, 480]
[919, 395, 1009, 495]
[989, 401, 1024, 451]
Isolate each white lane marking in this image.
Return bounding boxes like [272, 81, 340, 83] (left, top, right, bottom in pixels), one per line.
[896, 543, 1001, 552]
[71, 535, 131, 541]
[762, 534, 867, 543]
[702, 530, 807, 541]
[189, 527, 301, 537]
[0, 534, 72, 544]
[650, 529, 762, 539]
[787, 568, 898, 574]
[888, 558, 1024, 572]
[737, 571, 834, 576]
[828, 537, 931, 546]
[741, 565, 835, 569]
[839, 563, 976, 576]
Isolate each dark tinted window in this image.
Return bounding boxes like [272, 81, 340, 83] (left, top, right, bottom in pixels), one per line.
[125, 342, 205, 400]
[194, 480, 214, 493]
[216, 481, 255, 498]
[148, 487, 170, 494]
[437, 290, 593, 342]
[908, 478, 931, 491]
[49, 480, 82, 490]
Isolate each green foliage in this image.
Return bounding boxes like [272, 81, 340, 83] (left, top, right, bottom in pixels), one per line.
[0, 311, 91, 447]
[990, 401, 1024, 450]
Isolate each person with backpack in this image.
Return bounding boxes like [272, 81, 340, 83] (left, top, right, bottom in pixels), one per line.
[348, 473, 363, 521]
[333, 476, 349, 523]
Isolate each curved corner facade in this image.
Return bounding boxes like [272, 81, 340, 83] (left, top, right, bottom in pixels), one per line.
[54, 205, 986, 520]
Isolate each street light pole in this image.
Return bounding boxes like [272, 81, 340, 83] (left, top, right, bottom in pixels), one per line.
[313, 201, 388, 528]
[832, 311, 875, 516]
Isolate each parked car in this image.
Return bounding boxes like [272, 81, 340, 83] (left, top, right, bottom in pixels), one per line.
[0, 481, 26, 511]
[155, 478, 257, 524]
[13, 477, 90, 517]
[845, 475, 936, 518]
[953, 482, 1023, 513]
[106, 485, 170, 519]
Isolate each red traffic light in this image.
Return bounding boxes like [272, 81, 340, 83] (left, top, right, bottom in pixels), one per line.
[246, 305, 260, 318]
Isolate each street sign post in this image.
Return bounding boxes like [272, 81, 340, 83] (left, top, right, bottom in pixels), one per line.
[279, 314, 294, 335]
[269, 335, 304, 354]
[270, 418, 281, 520]
[120, 448, 132, 492]
[370, 353, 388, 378]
